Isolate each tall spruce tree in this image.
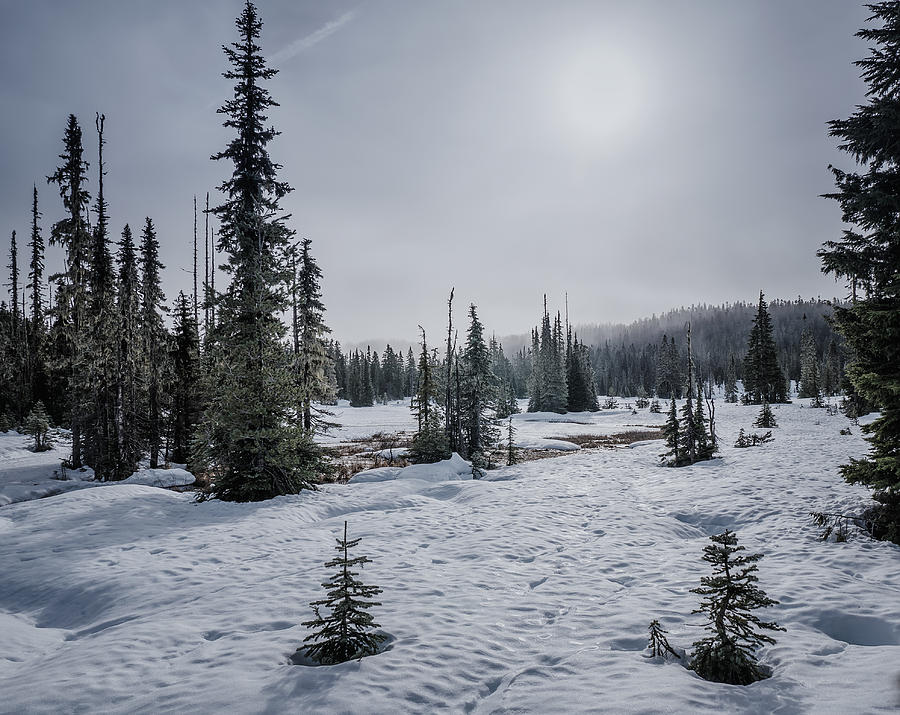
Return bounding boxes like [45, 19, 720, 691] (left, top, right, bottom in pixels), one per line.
[139, 217, 167, 469]
[292, 238, 332, 434]
[459, 304, 498, 466]
[83, 113, 121, 479]
[742, 292, 787, 404]
[116, 223, 144, 475]
[47, 114, 92, 467]
[170, 292, 200, 466]
[819, 1, 900, 542]
[199, 1, 315, 500]
[409, 327, 449, 464]
[27, 185, 47, 407]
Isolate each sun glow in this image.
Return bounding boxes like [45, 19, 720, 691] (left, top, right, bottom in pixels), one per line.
[552, 44, 645, 151]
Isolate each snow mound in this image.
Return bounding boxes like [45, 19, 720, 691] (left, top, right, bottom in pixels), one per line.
[120, 468, 195, 488]
[366, 447, 410, 460]
[513, 411, 595, 424]
[515, 437, 580, 451]
[350, 452, 473, 483]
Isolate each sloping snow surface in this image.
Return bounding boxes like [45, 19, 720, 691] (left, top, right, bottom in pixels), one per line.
[1, 401, 899, 713]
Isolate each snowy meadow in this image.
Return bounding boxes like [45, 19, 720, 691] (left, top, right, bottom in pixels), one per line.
[1, 399, 898, 713]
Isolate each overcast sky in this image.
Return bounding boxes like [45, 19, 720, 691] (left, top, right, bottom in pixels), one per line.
[0, 0, 871, 347]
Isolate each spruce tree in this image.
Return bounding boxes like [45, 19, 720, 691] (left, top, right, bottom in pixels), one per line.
[798, 323, 822, 403]
[199, 1, 316, 500]
[742, 292, 787, 404]
[27, 185, 48, 409]
[647, 619, 680, 660]
[292, 238, 333, 434]
[690, 530, 784, 685]
[724, 355, 738, 403]
[83, 112, 122, 480]
[409, 328, 449, 464]
[139, 217, 168, 469]
[47, 114, 92, 468]
[170, 292, 200, 466]
[116, 224, 144, 475]
[818, 2, 900, 543]
[24, 400, 52, 452]
[506, 416, 519, 466]
[754, 402, 777, 429]
[301, 521, 386, 665]
[661, 397, 680, 465]
[459, 304, 499, 466]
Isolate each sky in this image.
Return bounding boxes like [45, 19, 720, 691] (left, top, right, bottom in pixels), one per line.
[0, 0, 872, 348]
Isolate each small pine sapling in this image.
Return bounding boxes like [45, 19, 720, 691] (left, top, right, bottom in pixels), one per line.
[649, 398, 662, 414]
[24, 401, 53, 452]
[754, 402, 777, 428]
[647, 619, 681, 660]
[689, 530, 784, 685]
[734, 428, 751, 448]
[301, 521, 386, 665]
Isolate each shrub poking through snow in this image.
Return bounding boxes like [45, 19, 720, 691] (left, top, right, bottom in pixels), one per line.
[734, 429, 773, 448]
[647, 619, 681, 660]
[689, 529, 784, 685]
[24, 401, 52, 452]
[754, 402, 777, 428]
[301, 521, 385, 665]
[649, 398, 662, 414]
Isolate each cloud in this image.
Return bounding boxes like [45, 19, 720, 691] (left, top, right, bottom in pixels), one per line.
[270, 10, 357, 66]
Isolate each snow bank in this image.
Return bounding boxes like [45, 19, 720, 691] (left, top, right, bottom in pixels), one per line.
[120, 468, 196, 488]
[350, 452, 473, 483]
[515, 436, 580, 451]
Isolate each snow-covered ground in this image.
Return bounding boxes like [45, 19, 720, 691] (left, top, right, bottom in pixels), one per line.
[1, 400, 899, 713]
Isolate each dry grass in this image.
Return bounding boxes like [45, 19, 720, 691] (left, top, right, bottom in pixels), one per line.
[546, 428, 663, 450]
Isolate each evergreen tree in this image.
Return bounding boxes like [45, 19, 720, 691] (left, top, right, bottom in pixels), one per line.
[754, 402, 777, 429]
[139, 218, 168, 469]
[115, 223, 144, 475]
[8, 230, 19, 326]
[459, 304, 499, 466]
[47, 114, 92, 467]
[742, 292, 787, 404]
[661, 397, 680, 465]
[798, 322, 822, 402]
[647, 619, 680, 660]
[83, 112, 122, 480]
[506, 416, 519, 466]
[28, 185, 44, 328]
[170, 292, 201, 466]
[301, 521, 385, 665]
[690, 530, 784, 685]
[292, 238, 333, 433]
[198, 1, 316, 500]
[818, 3, 900, 542]
[724, 355, 738, 403]
[24, 400, 52, 452]
[409, 328, 450, 464]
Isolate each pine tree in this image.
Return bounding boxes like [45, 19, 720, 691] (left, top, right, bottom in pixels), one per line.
[409, 327, 450, 464]
[28, 185, 44, 329]
[724, 355, 738, 403]
[8, 230, 19, 327]
[819, 2, 900, 540]
[116, 224, 144, 475]
[798, 323, 822, 403]
[301, 521, 386, 665]
[459, 304, 498, 466]
[506, 416, 519, 466]
[170, 292, 200, 466]
[661, 397, 680, 465]
[139, 218, 168, 469]
[693, 379, 715, 461]
[83, 112, 122, 480]
[742, 292, 787, 404]
[754, 401, 777, 429]
[24, 400, 52, 452]
[47, 114, 92, 468]
[690, 530, 784, 685]
[199, 1, 316, 500]
[292, 238, 333, 433]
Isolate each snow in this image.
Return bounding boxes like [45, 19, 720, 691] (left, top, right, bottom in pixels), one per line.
[350, 452, 474, 483]
[121, 468, 196, 488]
[514, 436, 581, 451]
[1, 401, 899, 713]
